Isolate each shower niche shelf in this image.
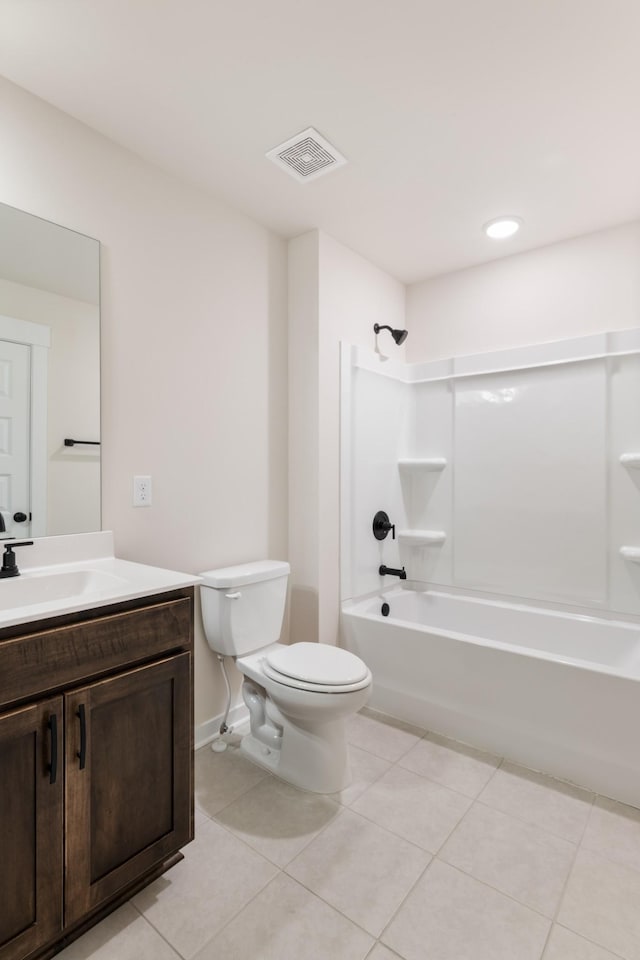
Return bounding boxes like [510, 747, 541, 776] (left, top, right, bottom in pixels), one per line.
[620, 454, 640, 468]
[398, 458, 447, 472]
[620, 546, 640, 563]
[397, 529, 446, 546]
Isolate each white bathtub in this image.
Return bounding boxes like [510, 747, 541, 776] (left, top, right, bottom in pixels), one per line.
[341, 587, 640, 806]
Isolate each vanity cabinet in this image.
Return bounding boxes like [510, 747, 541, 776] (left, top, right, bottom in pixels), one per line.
[0, 697, 63, 960]
[0, 588, 194, 960]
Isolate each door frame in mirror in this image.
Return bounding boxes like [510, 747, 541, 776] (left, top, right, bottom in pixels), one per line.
[0, 313, 50, 537]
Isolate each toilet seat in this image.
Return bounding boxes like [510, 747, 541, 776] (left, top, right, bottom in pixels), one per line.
[262, 660, 371, 693]
[263, 642, 371, 694]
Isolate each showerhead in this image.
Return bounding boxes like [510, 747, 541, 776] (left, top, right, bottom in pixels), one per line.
[373, 323, 408, 346]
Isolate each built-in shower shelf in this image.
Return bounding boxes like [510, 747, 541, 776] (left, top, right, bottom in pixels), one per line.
[397, 529, 446, 546]
[620, 454, 640, 468]
[620, 546, 640, 563]
[398, 458, 447, 471]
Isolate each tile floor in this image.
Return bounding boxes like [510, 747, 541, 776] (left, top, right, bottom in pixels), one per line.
[59, 708, 640, 960]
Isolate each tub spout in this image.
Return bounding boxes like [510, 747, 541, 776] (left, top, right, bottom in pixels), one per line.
[379, 565, 407, 580]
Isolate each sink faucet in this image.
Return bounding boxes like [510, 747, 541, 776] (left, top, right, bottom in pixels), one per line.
[0, 541, 34, 579]
[378, 564, 407, 580]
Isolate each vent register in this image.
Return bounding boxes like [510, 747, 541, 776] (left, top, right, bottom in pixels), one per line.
[266, 127, 347, 182]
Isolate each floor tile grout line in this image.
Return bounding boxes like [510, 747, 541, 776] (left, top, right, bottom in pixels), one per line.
[577, 793, 640, 879]
[189, 868, 283, 959]
[337, 801, 453, 858]
[474, 751, 505, 792]
[205, 868, 380, 954]
[197, 778, 329, 875]
[376, 853, 439, 947]
[428, 790, 583, 930]
[133, 849, 554, 960]
[349, 711, 507, 790]
[76, 721, 640, 960]
[210, 761, 639, 941]
[202, 757, 439, 946]
[550, 787, 595, 932]
[196, 720, 640, 959]
[552, 921, 628, 960]
[274, 799, 351, 868]
[578, 838, 640, 877]
[195, 788, 296, 870]
[393, 758, 500, 801]
[129, 901, 196, 960]
[335, 756, 394, 808]
[429, 858, 558, 924]
[138, 861, 283, 960]
[212, 794, 346, 871]
[345, 737, 423, 765]
[194, 755, 273, 816]
[429, 852, 558, 925]
[281, 864, 408, 943]
[546, 790, 640, 959]
[340, 796, 459, 859]
[207, 771, 275, 820]
[467, 795, 591, 847]
[357, 749, 502, 806]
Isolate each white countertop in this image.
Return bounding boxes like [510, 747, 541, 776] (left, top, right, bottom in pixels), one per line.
[0, 532, 200, 629]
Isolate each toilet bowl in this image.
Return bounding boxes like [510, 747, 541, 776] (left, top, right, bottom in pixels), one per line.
[199, 561, 372, 793]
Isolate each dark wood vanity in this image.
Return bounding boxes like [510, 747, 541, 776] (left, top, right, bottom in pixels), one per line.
[0, 586, 195, 960]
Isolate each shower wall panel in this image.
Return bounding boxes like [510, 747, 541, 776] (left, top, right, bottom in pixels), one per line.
[341, 330, 640, 616]
[399, 379, 454, 585]
[341, 348, 410, 599]
[453, 361, 607, 605]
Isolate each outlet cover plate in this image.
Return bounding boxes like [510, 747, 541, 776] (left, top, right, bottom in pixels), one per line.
[133, 475, 152, 507]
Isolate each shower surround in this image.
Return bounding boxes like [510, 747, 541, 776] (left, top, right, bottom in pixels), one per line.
[340, 329, 640, 805]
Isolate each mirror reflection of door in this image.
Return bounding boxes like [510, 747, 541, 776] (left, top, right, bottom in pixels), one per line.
[0, 340, 31, 539]
[0, 201, 100, 538]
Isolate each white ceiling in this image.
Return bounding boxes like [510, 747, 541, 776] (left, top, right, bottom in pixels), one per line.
[1, 0, 639, 284]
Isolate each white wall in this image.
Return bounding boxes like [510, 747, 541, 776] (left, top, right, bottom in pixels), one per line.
[289, 230, 405, 644]
[407, 221, 640, 361]
[0, 76, 288, 734]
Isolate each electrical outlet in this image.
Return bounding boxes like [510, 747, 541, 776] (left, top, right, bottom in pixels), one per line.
[133, 475, 152, 507]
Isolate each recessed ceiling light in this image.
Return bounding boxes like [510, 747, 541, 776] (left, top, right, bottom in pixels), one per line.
[484, 217, 522, 239]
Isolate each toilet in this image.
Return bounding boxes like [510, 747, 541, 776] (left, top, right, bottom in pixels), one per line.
[199, 560, 372, 793]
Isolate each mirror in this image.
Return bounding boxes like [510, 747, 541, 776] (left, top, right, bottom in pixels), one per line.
[0, 202, 100, 538]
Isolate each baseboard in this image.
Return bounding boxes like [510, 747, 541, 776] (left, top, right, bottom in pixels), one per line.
[195, 703, 250, 750]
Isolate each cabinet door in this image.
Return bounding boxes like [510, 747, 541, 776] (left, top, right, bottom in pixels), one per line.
[0, 698, 63, 960]
[64, 653, 192, 926]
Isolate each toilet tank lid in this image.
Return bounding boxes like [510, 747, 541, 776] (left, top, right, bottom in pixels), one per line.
[200, 560, 290, 588]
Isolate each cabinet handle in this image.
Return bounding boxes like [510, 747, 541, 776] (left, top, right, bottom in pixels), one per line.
[47, 713, 58, 785]
[76, 704, 87, 770]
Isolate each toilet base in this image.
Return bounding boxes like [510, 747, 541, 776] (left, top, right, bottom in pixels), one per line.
[239, 716, 352, 794]
[240, 733, 282, 776]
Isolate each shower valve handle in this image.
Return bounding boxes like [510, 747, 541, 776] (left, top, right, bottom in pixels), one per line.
[373, 511, 396, 541]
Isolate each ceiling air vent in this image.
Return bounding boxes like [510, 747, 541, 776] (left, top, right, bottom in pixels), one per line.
[266, 127, 347, 182]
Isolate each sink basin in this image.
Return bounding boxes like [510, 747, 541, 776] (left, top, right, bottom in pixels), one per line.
[0, 569, 128, 611]
[0, 533, 200, 629]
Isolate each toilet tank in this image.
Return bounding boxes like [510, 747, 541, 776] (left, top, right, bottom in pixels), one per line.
[199, 560, 290, 657]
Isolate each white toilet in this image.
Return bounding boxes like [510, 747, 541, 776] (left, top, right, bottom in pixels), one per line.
[199, 560, 372, 793]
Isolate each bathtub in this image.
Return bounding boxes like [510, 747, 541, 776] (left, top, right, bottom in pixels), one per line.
[341, 587, 640, 806]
